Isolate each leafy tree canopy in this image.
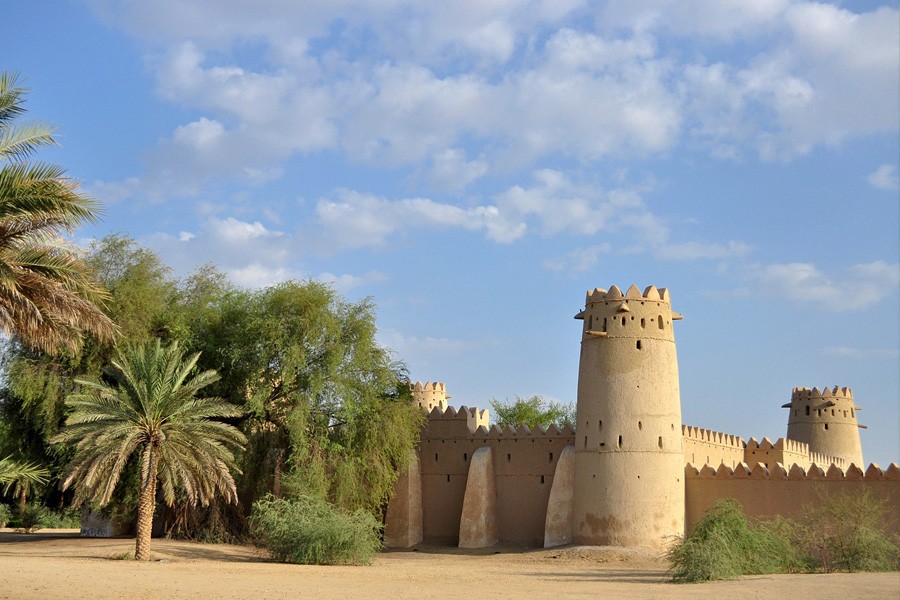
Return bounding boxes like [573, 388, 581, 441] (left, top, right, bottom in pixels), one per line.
[489, 395, 575, 430]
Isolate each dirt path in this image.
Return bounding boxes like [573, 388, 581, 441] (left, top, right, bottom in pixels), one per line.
[1, 529, 897, 600]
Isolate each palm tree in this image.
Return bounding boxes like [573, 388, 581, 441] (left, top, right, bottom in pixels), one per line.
[0, 71, 116, 353]
[0, 455, 49, 496]
[53, 340, 246, 560]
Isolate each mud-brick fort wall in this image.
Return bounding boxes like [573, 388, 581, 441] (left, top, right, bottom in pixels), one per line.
[384, 285, 896, 550]
[685, 462, 900, 537]
[416, 405, 574, 546]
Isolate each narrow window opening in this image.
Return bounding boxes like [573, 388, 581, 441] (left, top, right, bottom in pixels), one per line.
[583, 436, 588, 449]
[824, 423, 829, 430]
[617, 435, 623, 448]
[621, 316, 626, 326]
[506, 453, 511, 462]
[692, 453, 695, 463]
[640, 318, 646, 328]
[598, 420, 603, 432]
[587, 314, 592, 330]
[843, 410, 847, 417]
[638, 421, 642, 430]
[463, 453, 468, 462]
[602, 317, 607, 332]
[658, 436, 663, 449]
[446, 474, 451, 482]
[831, 409, 835, 416]
[851, 408, 855, 418]
[434, 453, 438, 462]
[805, 406, 810, 416]
[540, 475, 545, 485]
[636, 340, 642, 350]
[657, 315, 664, 329]
[671, 423, 675, 430]
[549, 452, 553, 462]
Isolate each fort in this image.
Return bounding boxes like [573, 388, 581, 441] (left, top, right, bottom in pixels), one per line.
[384, 285, 900, 550]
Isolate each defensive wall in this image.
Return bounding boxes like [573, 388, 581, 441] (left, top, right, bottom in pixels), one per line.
[385, 397, 891, 549]
[685, 462, 900, 537]
[384, 284, 895, 550]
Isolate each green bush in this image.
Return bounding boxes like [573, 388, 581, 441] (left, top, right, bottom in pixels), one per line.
[670, 493, 900, 583]
[793, 490, 899, 573]
[668, 499, 801, 582]
[39, 508, 82, 529]
[249, 495, 382, 565]
[0, 503, 11, 527]
[12, 504, 45, 533]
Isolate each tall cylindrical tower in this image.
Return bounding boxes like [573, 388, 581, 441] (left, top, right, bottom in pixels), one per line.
[784, 386, 864, 467]
[572, 284, 684, 549]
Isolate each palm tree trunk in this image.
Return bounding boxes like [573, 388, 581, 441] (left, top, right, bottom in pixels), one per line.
[134, 445, 160, 561]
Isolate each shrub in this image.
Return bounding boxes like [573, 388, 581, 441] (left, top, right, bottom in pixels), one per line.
[39, 508, 82, 529]
[0, 503, 11, 527]
[13, 504, 45, 533]
[668, 499, 800, 582]
[794, 490, 899, 573]
[249, 495, 382, 565]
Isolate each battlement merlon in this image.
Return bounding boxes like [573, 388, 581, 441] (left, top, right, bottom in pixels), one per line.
[575, 285, 683, 338]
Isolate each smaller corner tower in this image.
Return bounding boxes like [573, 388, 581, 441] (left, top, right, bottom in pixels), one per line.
[784, 386, 864, 467]
[410, 381, 451, 412]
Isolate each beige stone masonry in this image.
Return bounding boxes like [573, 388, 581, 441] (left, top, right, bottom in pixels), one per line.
[458, 446, 500, 548]
[543, 444, 575, 548]
[383, 450, 423, 548]
[685, 462, 900, 537]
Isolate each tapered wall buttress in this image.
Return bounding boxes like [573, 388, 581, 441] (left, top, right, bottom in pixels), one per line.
[573, 285, 684, 549]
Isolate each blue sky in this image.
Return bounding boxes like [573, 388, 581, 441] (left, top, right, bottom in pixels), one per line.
[4, 0, 898, 466]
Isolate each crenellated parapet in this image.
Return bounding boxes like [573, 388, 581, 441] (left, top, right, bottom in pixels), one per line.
[576, 285, 682, 344]
[685, 461, 898, 481]
[682, 424, 745, 469]
[423, 405, 490, 438]
[410, 380, 452, 412]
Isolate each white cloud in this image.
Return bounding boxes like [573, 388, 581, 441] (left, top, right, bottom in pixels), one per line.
[313, 170, 674, 251]
[750, 261, 900, 311]
[377, 328, 483, 364]
[542, 244, 612, 273]
[656, 240, 752, 261]
[867, 164, 900, 191]
[822, 346, 900, 359]
[317, 271, 388, 291]
[143, 216, 293, 288]
[90, 1, 898, 197]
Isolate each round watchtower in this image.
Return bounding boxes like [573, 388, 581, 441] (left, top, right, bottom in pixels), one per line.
[784, 386, 864, 467]
[572, 285, 684, 549]
[410, 381, 451, 412]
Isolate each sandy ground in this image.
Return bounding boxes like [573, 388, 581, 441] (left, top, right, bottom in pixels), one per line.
[1, 529, 898, 600]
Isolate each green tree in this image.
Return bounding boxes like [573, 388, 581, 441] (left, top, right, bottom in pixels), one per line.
[0, 71, 115, 353]
[0, 236, 180, 509]
[191, 281, 422, 516]
[0, 455, 48, 496]
[490, 395, 575, 430]
[52, 340, 246, 560]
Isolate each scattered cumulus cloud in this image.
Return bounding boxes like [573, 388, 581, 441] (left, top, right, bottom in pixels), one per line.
[750, 261, 900, 311]
[867, 164, 900, 191]
[88, 1, 900, 198]
[822, 346, 900, 359]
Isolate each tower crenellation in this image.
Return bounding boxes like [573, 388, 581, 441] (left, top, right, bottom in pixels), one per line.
[410, 380, 451, 412]
[784, 385, 864, 468]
